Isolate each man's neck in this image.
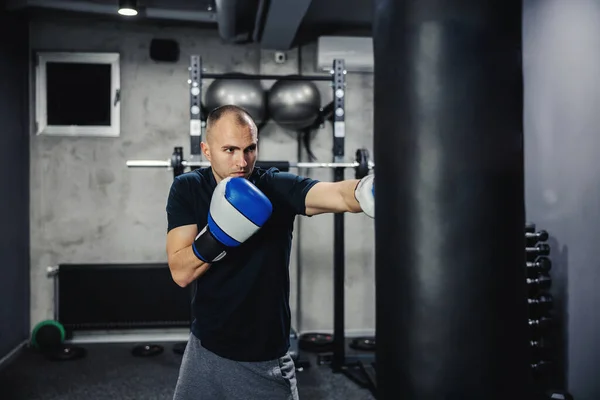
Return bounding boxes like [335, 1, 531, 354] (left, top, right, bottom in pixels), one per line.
[210, 169, 223, 185]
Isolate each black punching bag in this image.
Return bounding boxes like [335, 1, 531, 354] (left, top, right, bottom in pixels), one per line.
[373, 1, 533, 399]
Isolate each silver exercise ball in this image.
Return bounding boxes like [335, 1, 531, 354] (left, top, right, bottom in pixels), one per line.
[205, 76, 266, 122]
[267, 79, 321, 131]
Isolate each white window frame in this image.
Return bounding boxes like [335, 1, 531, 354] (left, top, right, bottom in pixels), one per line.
[35, 52, 121, 137]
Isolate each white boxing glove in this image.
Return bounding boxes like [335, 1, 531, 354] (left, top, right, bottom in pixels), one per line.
[354, 174, 375, 218]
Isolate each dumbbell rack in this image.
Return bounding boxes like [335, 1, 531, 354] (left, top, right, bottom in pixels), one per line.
[525, 224, 554, 385]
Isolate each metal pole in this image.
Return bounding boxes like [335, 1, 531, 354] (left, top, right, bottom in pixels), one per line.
[127, 160, 172, 167]
[188, 56, 203, 170]
[201, 72, 332, 81]
[332, 59, 346, 373]
[126, 159, 374, 170]
[185, 161, 362, 169]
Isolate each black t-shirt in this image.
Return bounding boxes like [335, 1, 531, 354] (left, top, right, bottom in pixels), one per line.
[165, 167, 319, 362]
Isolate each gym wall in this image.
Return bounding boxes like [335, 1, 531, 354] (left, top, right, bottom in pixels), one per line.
[0, 10, 30, 360]
[523, 0, 600, 399]
[28, 14, 375, 336]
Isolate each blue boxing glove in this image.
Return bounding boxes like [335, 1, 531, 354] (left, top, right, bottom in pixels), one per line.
[354, 174, 374, 218]
[192, 177, 273, 262]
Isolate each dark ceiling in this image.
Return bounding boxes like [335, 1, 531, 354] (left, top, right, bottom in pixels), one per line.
[5, 0, 374, 49]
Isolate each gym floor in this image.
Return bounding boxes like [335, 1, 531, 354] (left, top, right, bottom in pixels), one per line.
[0, 342, 376, 400]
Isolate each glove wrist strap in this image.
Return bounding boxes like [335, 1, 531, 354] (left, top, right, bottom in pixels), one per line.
[192, 225, 227, 263]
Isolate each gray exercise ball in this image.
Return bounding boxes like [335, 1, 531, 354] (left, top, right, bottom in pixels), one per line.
[267, 79, 322, 131]
[205, 76, 266, 122]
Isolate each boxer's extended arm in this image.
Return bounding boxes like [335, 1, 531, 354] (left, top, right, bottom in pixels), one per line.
[305, 174, 375, 218]
[305, 179, 362, 216]
[167, 224, 211, 288]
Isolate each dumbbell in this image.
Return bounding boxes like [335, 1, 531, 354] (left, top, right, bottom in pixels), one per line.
[527, 257, 552, 277]
[526, 230, 549, 243]
[529, 317, 553, 331]
[525, 223, 536, 234]
[527, 274, 552, 293]
[528, 294, 553, 315]
[530, 339, 553, 359]
[526, 230, 549, 241]
[531, 360, 552, 378]
[527, 244, 551, 260]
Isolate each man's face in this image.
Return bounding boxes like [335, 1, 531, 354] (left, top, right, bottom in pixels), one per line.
[201, 115, 258, 183]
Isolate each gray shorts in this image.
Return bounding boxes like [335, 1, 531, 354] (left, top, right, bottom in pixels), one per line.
[173, 333, 299, 400]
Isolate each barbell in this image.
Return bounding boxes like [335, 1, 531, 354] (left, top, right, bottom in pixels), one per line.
[127, 147, 375, 179]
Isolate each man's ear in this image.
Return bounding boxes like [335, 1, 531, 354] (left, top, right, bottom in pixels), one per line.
[200, 142, 210, 160]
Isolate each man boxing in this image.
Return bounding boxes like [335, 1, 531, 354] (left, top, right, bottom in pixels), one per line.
[166, 104, 374, 400]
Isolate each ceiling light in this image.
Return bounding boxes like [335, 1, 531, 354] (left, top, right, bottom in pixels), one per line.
[118, 0, 138, 16]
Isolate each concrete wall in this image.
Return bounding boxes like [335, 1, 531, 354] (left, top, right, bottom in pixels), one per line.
[0, 9, 30, 361]
[523, 0, 600, 399]
[28, 14, 375, 335]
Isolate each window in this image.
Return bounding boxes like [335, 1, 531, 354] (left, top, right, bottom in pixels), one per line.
[35, 52, 121, 137]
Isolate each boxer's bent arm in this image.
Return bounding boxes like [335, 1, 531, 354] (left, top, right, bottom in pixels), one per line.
[305, 180, 362, 216]
[167, 224, 211, 287]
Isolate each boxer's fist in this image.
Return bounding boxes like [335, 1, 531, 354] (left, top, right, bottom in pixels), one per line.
[355, 174, 374, 218]
[192, 177, 273, 262]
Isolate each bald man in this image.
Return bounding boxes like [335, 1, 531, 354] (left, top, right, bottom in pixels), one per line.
[166, 104, 375, 400]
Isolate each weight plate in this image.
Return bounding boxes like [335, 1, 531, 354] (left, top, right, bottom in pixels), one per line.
[299, 332, 334, 352]
[31, 320, 65, 350]
[132, 344, 164, 357]
[349, 336, 376, 351]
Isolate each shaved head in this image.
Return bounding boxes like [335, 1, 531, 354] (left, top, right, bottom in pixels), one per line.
[201, 104, 259, 183]
[205, 105, 258, 144]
